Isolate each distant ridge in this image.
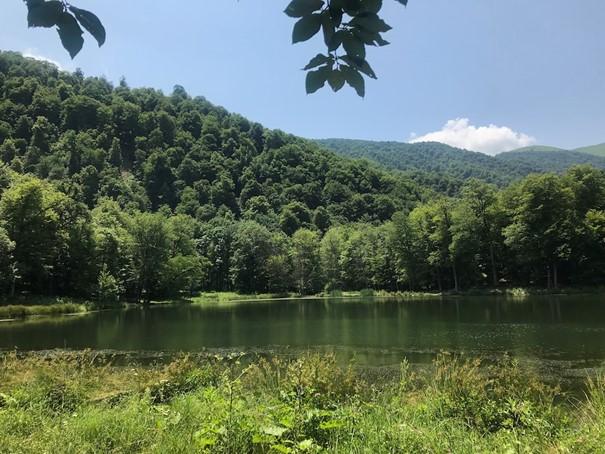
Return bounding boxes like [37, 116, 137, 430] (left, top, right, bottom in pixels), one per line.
[504, 145, 563, 153]
[574, 143, 605, 157]
[497, 149, 605, 174]
[317, 138, 605, 193]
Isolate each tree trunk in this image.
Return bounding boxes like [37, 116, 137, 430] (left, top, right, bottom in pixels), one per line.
[546, 265, 552, 290]
[553, 262, 558, 289]
[436, 269, 442, 293]
[452, 262, 459, 292]
[489, 244, 498, 287]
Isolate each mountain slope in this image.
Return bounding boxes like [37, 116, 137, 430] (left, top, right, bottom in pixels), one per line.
[496, 149, 605, 173]
[507, 145, 563, 153]
[318, 138, 605, 191]
[574, 143, 605, 157]
[0, 51, 425, 227]
[317, 139, 529, 189]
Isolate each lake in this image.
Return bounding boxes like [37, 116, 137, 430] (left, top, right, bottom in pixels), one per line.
[1, 295, 605, 380]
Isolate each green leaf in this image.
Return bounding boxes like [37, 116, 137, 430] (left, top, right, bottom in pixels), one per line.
[284, 0, 324, 18]
[261, 425, 289, 437]
[298, 439, 316, 451]
[350, 12, 392, 33]
[343, 0, 363, 15]
[56, 12, 84, 59]
[252, 434, 275, 444]
[329, 1, 344, 28]
[292, 14, 322, 44]
[320, 10, 335, 46]
[303, 53, 331, 70]
[69, 6, 106, 47]
[362, 0, 383, 14]
[27, 1, 63, 28]
[340, 55, 376, 79]
[343, 32, 366, 58]
[375, 35, 390, 46]
[305, 67, 329, 94]
[328, 30, 345, 52]
[357, 59, 377, 79]
[319, 419, 346, 430]
[341, 65, 365, 97]
[327, 69, 346, 92]
[352, 28, 381, 46]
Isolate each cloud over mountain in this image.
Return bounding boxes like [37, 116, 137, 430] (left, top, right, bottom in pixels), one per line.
[410, 118, 536, 155]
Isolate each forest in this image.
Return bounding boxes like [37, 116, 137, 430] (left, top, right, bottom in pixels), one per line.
[1, 51, 605, 303]
[318, 138, 605, 195]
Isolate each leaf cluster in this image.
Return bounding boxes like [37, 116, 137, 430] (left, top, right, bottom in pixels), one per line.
[286, 0, 408, 96]
[25, 0, 105, 58]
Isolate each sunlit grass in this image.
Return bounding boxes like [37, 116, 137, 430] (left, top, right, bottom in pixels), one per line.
[0, 352, 603, 452]
[0, 297, 88, 320]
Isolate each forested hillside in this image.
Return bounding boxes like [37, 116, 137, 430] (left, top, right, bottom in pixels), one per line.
[317, 139, 526, 192]
[318, 138, 605, 193]
[496, 149, 605, 174]
[574, 143, 605, 157]
[2, 51, 605, 302]
[0, 51, 424, 301]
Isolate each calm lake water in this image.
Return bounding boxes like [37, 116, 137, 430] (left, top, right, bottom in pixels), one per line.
[1, 295, 605, 377]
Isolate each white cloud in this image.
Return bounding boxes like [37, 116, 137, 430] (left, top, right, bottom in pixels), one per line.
[409, 118, 536, 155]
[21, 49, 66, 71]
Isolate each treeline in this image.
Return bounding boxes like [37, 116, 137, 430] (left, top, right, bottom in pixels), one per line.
[2, 166, 605, 301]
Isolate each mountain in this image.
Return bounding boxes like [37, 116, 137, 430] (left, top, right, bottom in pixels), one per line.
[316, 139, 527, 192]
[496, 149, 605, 174]
[507, 143, 605, 158]
[574, 143, 605, 157]
[317, 138, 605, 192]
[507, 145, 563, 153]
[0, 51, 425, 226]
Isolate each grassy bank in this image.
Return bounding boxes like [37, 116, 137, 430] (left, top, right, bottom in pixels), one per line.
[0, 352, 603, 453]
[192, 292, 299, 304]
[4, 286, 603, 318]
[191, 287, 605, 305]
[0, 297, 90, 320]
[329, 287, 605, 299]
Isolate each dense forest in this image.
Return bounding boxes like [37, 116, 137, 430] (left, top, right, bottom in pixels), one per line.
[1, 51, 605, 302]
[318, 138, 605, 194]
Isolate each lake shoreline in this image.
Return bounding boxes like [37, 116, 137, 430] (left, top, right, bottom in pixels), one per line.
[190, 286, 605, 305]
[2, 286, 604, 321]
[0, 298, 90, 321]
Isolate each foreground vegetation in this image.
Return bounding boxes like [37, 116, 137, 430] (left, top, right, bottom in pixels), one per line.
[0, 352, 603, 453]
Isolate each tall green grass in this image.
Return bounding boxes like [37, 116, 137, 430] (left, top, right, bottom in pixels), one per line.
[0, 352, 603, 452]
[0, 299, 87, 319]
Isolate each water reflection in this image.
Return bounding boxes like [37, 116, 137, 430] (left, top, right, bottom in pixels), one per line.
[1, 295, 604, 368]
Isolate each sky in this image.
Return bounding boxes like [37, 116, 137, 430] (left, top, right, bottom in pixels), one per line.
[2, 0, 604, 155]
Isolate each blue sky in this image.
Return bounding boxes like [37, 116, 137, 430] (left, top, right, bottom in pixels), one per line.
[2, 0, 604, 154]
